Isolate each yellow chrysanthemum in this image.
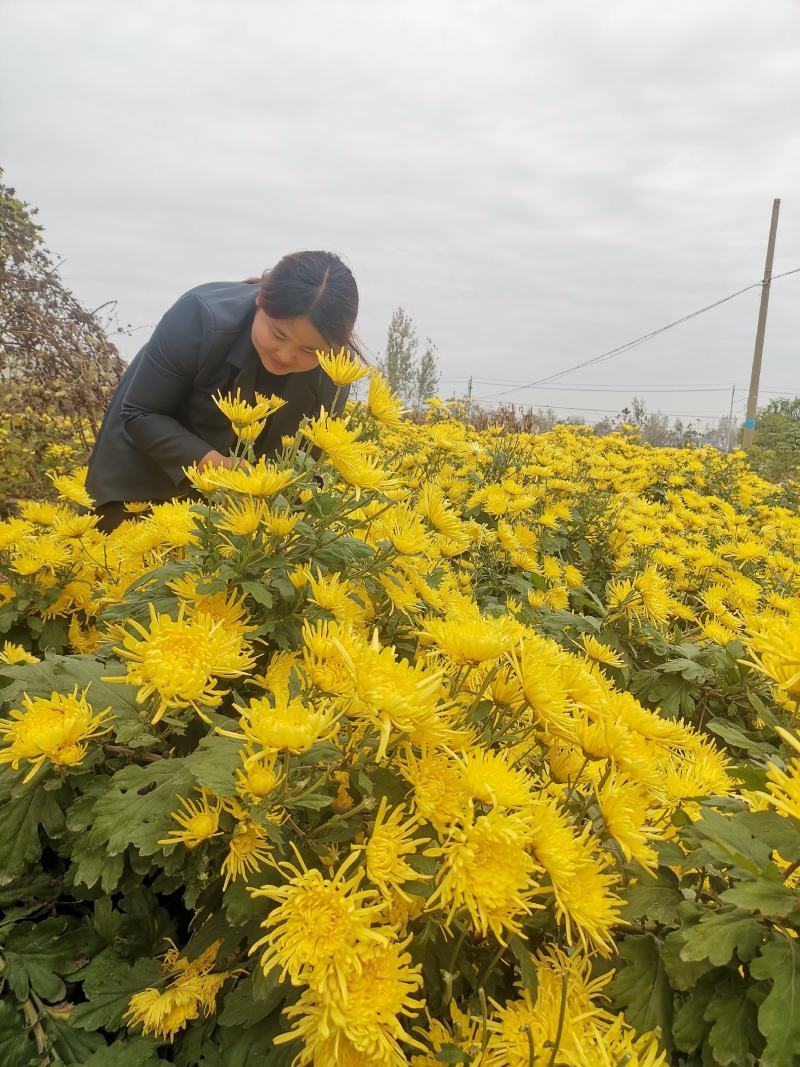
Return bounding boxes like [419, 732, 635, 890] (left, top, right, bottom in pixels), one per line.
[233, 689, 339, 753]
[158, 791, 222, 849]
[213, 388, 286, 426]
[356, 796, 428, 899]
[221, 816, 272, 888]
[0, 687, 112, 782]
[367, 372, 406, 427]
[0, 641, 40, 665]
[399, 748, 470, 833]
[48, 466, 94, 508]
[206, 457, 294, 497]
[249, 848, 390, 992]
[317, 346, 370, 386]
[108, 603, 255, 723]
[579, 633, 624, 668]
[426, 807, 543, 941]
[277, 936, 424, 1065]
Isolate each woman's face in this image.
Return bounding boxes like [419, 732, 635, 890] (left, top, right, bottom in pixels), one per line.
[251, 309, 329, 375]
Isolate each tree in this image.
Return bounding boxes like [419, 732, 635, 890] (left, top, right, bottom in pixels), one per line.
[415, 337, 440, 408]
[0, 171, 124, 435]
[377, 307, 440, 410]
[0, 170, 125, 506]
[377, 307, 419, 404]
[748, 396, 800, 482]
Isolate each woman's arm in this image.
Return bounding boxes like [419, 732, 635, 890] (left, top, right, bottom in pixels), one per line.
[119, 293, 220, 485]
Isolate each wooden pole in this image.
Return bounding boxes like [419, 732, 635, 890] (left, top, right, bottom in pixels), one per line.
[726, 384, 736, 452]
[742, 198, 780, 448]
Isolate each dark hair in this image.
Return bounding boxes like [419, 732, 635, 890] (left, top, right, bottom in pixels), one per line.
[252, 250, 361, 356]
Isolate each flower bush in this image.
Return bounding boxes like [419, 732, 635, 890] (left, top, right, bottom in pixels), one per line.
[0, 362, 799, 1066]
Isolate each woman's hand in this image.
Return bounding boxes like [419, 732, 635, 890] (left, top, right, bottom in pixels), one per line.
[198, 449, 235, 470]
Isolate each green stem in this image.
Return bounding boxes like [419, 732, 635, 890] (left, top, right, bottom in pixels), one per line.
[545, 970, 569, 1067]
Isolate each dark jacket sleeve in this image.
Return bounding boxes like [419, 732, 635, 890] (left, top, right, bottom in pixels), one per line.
[119, 293, 216, 485]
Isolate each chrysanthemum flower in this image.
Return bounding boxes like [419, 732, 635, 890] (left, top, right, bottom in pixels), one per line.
[417, 613, 517, 666]
[206, 457, 294, 497]
[12, 536, 73, 575]
[235, 747, 282, 801]
[48, 466, 94, 509]
[221, 816, 271, 888]
[108, 604, 256, 723]
[427, 807, 543, 941]
[759, 726, 800, 822]
[355, 796, 427, 899]
[213, 388, 286, 425]
[317, 346, 370, 386]
[596, 771, 661, 870]
[125, 985, 201, 1042]
[338, 636, 459, 760]
[398, 748, 470, 833]
[218, 496, 267, 536]
[249, 848, 390, 991]
[233, 689, 339, 754]
[302, 411, 362, 460]
[456, 748, 535, 809]
[367, 372, 406, 427]
[125, 941, 230, 1041]
[232, 418, 266, 443]
[484, 947, 614, 1066]
[158, 791, 222, 849]
[579, 633, 624, 668]
[0, 641, 40, 665]
[277, 936, 425, 1065]
[742, 610, 800, 707]
[417, 485, 466, 541]
[0, 686, 112, 782]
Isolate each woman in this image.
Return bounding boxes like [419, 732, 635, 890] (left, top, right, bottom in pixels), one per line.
[86, 250, 359, 532]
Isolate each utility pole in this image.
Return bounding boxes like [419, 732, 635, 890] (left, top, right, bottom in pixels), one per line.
[466, 375, 473, 416]
[726, 384, 736, 452]
[743, 198, 780, 448]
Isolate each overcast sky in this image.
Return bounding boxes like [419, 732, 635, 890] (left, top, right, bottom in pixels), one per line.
[2, 0, 799, 425]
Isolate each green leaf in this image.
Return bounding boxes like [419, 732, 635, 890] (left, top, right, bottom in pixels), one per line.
[622, 869, 683, 925]
[82, 759, 195, 858]
[0, 999, 36, 1067]
[240, 581, 274, 609]
[0, 770, 64, 884]
[69, 836, 126, 892]
[662, 926, 716, 991]
[218, 970, 284, 1027]
[679, 909, 765, 966]
[71, 949, 161, 1032]
[721, 875, 798, 918]
[1, 917, 99, 1002]
[682, 809, 772, 875]
[41, 1008, 106, 1065]
[609, 935, 672, 1050]
[750, 937, 800, 1067]
[185, 734, 241, 796]
[660, 657, 709, 682]
[739, 810, 800, 859]
[706, 719, 773, 755]
[672, 972, 718, 1053]
[704, 976, 760, 1066]
[82, 1037, 163, 1067]
[508, 933, 539, 1004]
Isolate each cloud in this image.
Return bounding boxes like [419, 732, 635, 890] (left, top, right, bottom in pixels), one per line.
[2, 0, 798, 422]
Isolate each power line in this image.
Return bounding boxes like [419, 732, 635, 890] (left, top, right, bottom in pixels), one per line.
[471, 399, 737, 421]
[474, 265, 800, 402]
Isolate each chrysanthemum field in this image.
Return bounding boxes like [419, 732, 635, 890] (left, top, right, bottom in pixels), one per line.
[1, 362, 799, 1067]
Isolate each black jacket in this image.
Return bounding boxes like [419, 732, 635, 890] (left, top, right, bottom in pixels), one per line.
[86, 281, 347, 507]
